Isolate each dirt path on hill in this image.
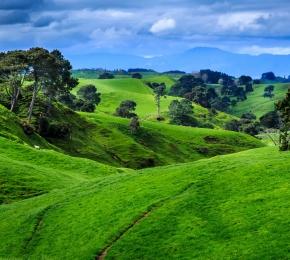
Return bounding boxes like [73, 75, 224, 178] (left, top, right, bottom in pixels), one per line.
[95, 182, 195, 260]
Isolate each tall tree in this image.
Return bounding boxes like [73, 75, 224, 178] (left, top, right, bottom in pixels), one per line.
[0, 50, 28, 111]
[152, 83, 166, 119]
[26, 48, 77, 121]
[26, 48, 55, 122]
[46, 50, 78, 113]
[276, 89, 290, 151]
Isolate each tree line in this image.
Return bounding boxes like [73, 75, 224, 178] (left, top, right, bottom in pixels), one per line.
[169, 71, 253, 112]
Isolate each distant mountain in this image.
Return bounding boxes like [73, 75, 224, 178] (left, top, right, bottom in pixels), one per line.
[67, 47, 290, 78]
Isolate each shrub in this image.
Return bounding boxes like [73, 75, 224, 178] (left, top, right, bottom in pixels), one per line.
[131, 73, 142, 79]
[259, 111, 281, 129]
[115, 100, 137, 118]
[98, 72, 114, 79]
[129, 116, 140, 134]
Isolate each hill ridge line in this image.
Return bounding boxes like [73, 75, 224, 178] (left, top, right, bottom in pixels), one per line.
[95, 182, 195, 260]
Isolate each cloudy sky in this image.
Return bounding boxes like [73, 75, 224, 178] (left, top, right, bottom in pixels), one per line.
[1, 0, 290, 59]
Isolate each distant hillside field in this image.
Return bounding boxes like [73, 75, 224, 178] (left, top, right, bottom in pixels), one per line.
[1, 143, 290, 259]
[74, 77, 236, 128]
[230, 83, 290, 118]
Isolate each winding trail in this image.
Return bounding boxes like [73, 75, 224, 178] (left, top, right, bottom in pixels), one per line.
[21, 206, 52, 255]
[96, 211, 150, 260]
[95, 182, 195, 260]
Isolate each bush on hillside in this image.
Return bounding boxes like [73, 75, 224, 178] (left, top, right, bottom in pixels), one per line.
[264, 85, 275, 98]
[168, 99, 198, 127]
[129, 116, 141, 134]
[115, 100, 137, 118]
[259, 111, 281, 129]
[131, 73, 143, 79]
[77, 84, 101, 105]
[98, 72, 114, 79]
[225, 116, 262, 136]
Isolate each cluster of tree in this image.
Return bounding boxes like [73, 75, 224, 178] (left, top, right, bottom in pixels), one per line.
[225, 112, 261, 136]
[168, 99, 198, 126]
[57, 84, 101, 113]
[131, 73, 143, 79]
[263, 85, 275, 98]
[115, 100, 141, 134]
[169, 73, 253, 112]
[0, 48, 78, 122]
[260, 71, 290, 83]
[225, 110, 282, 137]
[98, 72, 115, 79]
[115, 100, 137, 118]
[128, 68, 156, 73]
[199, 69, 232, 84]
[276, 89, 290, 151]
[162, 70, 186, 75]
[261, 72, 276, 81]
[259, 111, 280, 129]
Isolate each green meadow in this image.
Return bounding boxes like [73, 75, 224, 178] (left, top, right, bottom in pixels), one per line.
[231, 83, 290, 118]
[1, 135, 290, 259]
[1, 71, 290, 259]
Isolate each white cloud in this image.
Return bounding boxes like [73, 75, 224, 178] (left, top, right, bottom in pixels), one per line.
[150, 18, 176, 34]
[217, 12, 270, 31]
[240, 45, 290, 55]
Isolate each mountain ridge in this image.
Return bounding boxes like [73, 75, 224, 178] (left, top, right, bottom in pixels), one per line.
[67, 47, 290, 77]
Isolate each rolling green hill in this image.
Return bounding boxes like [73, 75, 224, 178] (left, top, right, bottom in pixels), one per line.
[1, 143, 290, 259]
[142, 75, 176, 92]
[0, 137, 120, 204]
[0, 104, 263, 169]
[74, 77, 236, 128]
[230, 83, 290, 118]
[2, 74, 289, 260]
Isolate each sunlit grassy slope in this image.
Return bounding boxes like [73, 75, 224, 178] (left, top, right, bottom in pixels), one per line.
[73, 78, 174, 118]
[0, 137, 119, 204]
[0, 104, 262, 169]
[142, 75, 176, 92]
[53, 110, 262, 169]
[230, 83, 290, 118]
[1, 145, 290, 259]
[73, 77, 236, 127]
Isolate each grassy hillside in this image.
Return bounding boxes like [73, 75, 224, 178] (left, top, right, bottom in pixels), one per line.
[0, 105, 61, 150]
[0, 103, 263, 169]
[142, 75, 176, 92]
[230, 83, 290, 118]
[1, 145, 290, 259]
[0, 137, 120, 204]
[49, 109, 263, 169]
[74, 77, 237, 128]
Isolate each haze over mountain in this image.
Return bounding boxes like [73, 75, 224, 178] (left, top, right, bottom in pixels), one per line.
[68, 47, 290, 78]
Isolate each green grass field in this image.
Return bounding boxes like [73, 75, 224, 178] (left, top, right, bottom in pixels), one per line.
[73, 77, 237, 129]
[231, 83, 290, 118]
[1, 139, 290, 259]
[2, 74, 290, 259]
